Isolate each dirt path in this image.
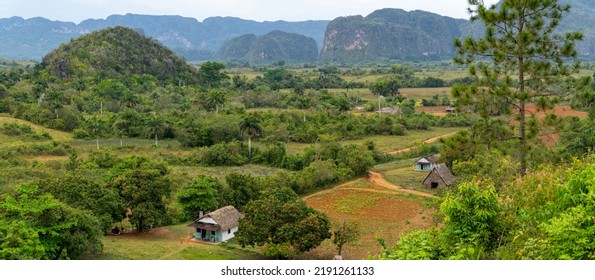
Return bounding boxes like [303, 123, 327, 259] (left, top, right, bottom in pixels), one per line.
[303, 171, 436, 201]
[302, 178, 365, 200]
[367, 171, 437, 199]
[386, 131, 459, 155]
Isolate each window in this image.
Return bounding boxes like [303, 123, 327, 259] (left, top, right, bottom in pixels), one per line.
[211, 231, 215, 235]
[228, 229, 231, 234]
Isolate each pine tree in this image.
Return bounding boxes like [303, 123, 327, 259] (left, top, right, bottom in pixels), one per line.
[453, 0, 583, 176]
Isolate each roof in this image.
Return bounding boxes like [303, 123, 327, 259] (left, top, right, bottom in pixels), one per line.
[188, 206, 242, 231]
[416, 155, 436, 164]
[377, 107, 398, 113]
[423, 163, 456, 186]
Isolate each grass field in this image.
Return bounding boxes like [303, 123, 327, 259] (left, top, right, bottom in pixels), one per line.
[269, 127, 463, 155]
[84, 224, 266, 260]
[0, 116, 74, 142]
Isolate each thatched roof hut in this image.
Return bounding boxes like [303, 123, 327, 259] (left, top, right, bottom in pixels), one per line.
[188, 205, 242, 232]
[422, 163, 455, 189]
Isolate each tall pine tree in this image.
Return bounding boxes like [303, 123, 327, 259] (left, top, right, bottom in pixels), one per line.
[453, 0, 583, 176]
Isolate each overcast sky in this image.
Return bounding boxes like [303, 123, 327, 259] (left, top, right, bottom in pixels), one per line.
[0, 0, 501, 23]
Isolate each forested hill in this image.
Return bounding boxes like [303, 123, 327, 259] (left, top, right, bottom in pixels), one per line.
[320, 0, 595, 63]
[217, 31, 319, 64]
[41, 27, 197, 83]
[319, 9, 468, 63]
[1, 0, 594, 63]
[0, 14, 329, 61]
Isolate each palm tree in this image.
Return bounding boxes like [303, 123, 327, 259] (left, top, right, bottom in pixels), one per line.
[239, 115, 263, 161]
[147, 114, 166, 147]
[87, 116, 105, 150]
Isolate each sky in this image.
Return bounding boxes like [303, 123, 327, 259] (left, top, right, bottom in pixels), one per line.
[0, 0, 501, 23]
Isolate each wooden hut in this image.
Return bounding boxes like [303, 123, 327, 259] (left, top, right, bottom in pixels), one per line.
[188, 205, 242, 243]
[422, 163, 455, 189]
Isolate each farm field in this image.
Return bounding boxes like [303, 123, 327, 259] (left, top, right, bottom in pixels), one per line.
[256, 127, 464, 155]
[303, 177, 436, 260]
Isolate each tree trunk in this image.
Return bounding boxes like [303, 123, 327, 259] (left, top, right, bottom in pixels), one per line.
[155, 133, 159, 147]
[96, 137, 99, 150]
[517, 14, 527, 177]
[216, 104, 219, 114]
[248, 136, 252, 161]
[120, 135, 123, 147]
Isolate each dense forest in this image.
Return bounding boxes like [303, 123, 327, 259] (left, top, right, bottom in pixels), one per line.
[1, 0, 595, 261]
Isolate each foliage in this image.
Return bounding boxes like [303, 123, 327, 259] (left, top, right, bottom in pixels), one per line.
[107, 169, 172, 232]
[176, 175, 220, 220]
[454, 0, 584, 175]
[440, 182, 501, 247]
[369, 76, 400, 96]
[41, 26, 197, 84]
[37, 173, 125, 233]
[332, 220, 361, 256]
[236, 187, 331, 258]
[0, 184, 103, 259]
[0, 122, 52, 140]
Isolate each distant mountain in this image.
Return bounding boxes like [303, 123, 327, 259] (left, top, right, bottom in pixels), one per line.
[41, 26, 196, 83]
[321, 1, 595, 63]
[218, 31, 318, 64]
[319, 9, 468, 63]
[1, 0, 594, 63]
[0, 14, 329, 61]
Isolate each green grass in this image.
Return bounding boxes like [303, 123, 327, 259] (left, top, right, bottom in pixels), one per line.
[264, 126, 462, 155]
[0, 116, 73, 142]
[83, 224, 265, 260]
[383, 166, 430, 190]
[171, 164, 289, 181]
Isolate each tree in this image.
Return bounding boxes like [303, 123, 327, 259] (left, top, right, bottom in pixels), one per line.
[38, 174, 125, 233]
[235, 187, 331, 258]
[176, 175, 220, 220]
[239, 115, 263, 161]
[199, 62, 228, 88]
[0, 185, 103, 259]
[87, 116, 106, 150]
[369, 76, 401, 96]
[146, 113, 166, 147]
[224, 172, 262, 210]
[453, 0, 583, 176]
[332, 220, 361, 257]
[108, 169, 171, 232]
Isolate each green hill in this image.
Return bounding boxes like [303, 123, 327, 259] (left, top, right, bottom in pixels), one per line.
[218, 30, 318, 64]
[41, 26, 197, 83]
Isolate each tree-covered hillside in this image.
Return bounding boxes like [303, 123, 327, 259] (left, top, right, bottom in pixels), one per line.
[218, 31, 318, 64]
[319, 9, 467, 63]
[41, 27, 197, 83]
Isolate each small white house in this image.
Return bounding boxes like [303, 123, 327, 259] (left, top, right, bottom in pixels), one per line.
[188, 206, 242, 243]
[415, 155, 437, 171]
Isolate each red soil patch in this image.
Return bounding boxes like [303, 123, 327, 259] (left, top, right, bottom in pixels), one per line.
[541, 133, 559, 148]
[304, 187, 435, 260]
[522, 105, 587, 118]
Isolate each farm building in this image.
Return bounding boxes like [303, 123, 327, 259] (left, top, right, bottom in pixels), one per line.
[188, 205, 242, 243]
[422, 163, 455, 189]
[415, 155, 437, 171]
[377, 107, 400, 114]
[445, 106, 456, 113]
